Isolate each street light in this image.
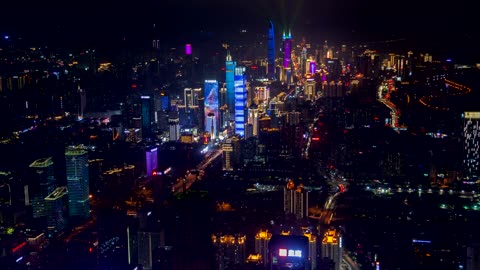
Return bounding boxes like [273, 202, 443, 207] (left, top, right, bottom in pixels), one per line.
[0, 183, 12, 205]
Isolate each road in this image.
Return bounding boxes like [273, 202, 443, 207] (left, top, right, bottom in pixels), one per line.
[172, 148, 222, 195]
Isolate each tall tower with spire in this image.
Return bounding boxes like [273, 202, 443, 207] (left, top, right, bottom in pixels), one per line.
[282, 30, 293, 83]
[225, 51, 236, 120]
[267, 20, 276, 80]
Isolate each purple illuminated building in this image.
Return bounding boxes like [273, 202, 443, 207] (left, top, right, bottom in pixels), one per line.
[185, 44, 192, 55]
[282, 31, 292, 68]
[145, 147, 158, 177]
[204, 80, 219, 138]
[310, 61, 316, 74]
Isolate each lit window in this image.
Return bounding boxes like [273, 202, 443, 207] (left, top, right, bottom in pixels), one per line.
[279, 249, 287, 256]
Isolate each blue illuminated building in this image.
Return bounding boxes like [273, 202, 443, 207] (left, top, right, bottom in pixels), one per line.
[267, 20, 275, 80]
[234, 66, 247, 137]
[226, 51, 236, 116]
[141, 95, 153, 139]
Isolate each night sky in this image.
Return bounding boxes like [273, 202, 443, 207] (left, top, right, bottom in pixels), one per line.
[2, 0, 479, 60]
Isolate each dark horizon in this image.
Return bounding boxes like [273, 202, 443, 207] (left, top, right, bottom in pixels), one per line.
[2, 0, 479, 62]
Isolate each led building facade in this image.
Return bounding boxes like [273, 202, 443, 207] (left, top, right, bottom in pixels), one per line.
[141, 95, 153, 139]
[283, 31, 292, 68]
[222, 139, 234, 171]
[234, 67, 247, 136]
[226, 52, 236, 114]
[464, 111, 480, 179]
[145, 146, 158, 177]
[268, 234, 308, 270]
[65, 147, 90, 218]
[29, 157, 56, 219]
[204, 80, 219, 138]
[267, 20, 276, 80]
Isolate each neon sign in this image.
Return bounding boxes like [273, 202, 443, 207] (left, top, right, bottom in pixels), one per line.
[278, 248, 302, 257]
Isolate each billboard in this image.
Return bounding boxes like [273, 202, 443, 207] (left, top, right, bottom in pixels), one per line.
[204, 80, 219, 138]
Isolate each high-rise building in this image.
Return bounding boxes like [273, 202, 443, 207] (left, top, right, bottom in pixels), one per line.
[463, 111, 480, 180]
[168, 111, 180, 142]
[65, 147, 90, 218]
[138, 231, 165, 270]
[305, 80, 316, 101]
[212, 233, 246, 270]
[284, 180, 309, 219]
[282, 30, 292, 69]
[29, 157, 56, 219]
[45, 186, 68, 237]
[145, 146, 158, 177]
[222, 139, 234, 171]
[255, 229, 272, 267]
[234, 66, 247, 137]
[302, 227, 318, 270]
[248, 104, 260, 137]
[226, 51, 237, 114]
[267, 20, 276, 80]
[141, 95, 153, 140]
[321, 228, 343, 270]
[204, 80, 219, 138]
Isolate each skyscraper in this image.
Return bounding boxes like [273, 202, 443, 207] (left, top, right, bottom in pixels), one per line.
[255, 229, 272, 267]
[145, 146, 158, 177]
[45, 186, 68, 237]
[29, 157, 56, 219]
[204, 80, 219, 138]
[65, 147, 90, 218]
[226, 52, 236, 115]
[141, 95, 153, 140]
[463, 111, 480, 179]
[284, 180, 309, 219]
[282, 30, 292, 84]
[168, 111, 180, 142]
[222, 139, 234, 171]
[234, 66, 247, 137]
[267, 20, 276, 80]
[321, 228, 343, 270]
[212, 233, 246, 270]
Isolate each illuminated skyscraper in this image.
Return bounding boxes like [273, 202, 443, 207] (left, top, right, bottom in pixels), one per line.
[145, 146, 158, 177]
[248, 104, 259, 137]
[29, 157, 56, 219]
[463, 111, 480, 179]
[226, 52, 236, 114]
[267, 20, 276, 80]
[302, 227, 318, 270]
[284, 180, 309, 219]
[212, 233, 246, 270]
[322, 228, 343, 270]
[141, 95, 153, 139]
[283, 30, 292, 68]
[204, 80, 219, 138]
[234, 66, 247, 137]
[65, 147, 90, 218]
[168, 111, 180, 142]
[282, 30, 292, 84]
[222, 139, 234, 171]
[255, 229, 272, 267]
[45, 186, 68, 237]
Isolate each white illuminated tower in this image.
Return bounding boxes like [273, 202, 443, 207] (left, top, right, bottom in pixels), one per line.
[464, 111, 480, 180]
